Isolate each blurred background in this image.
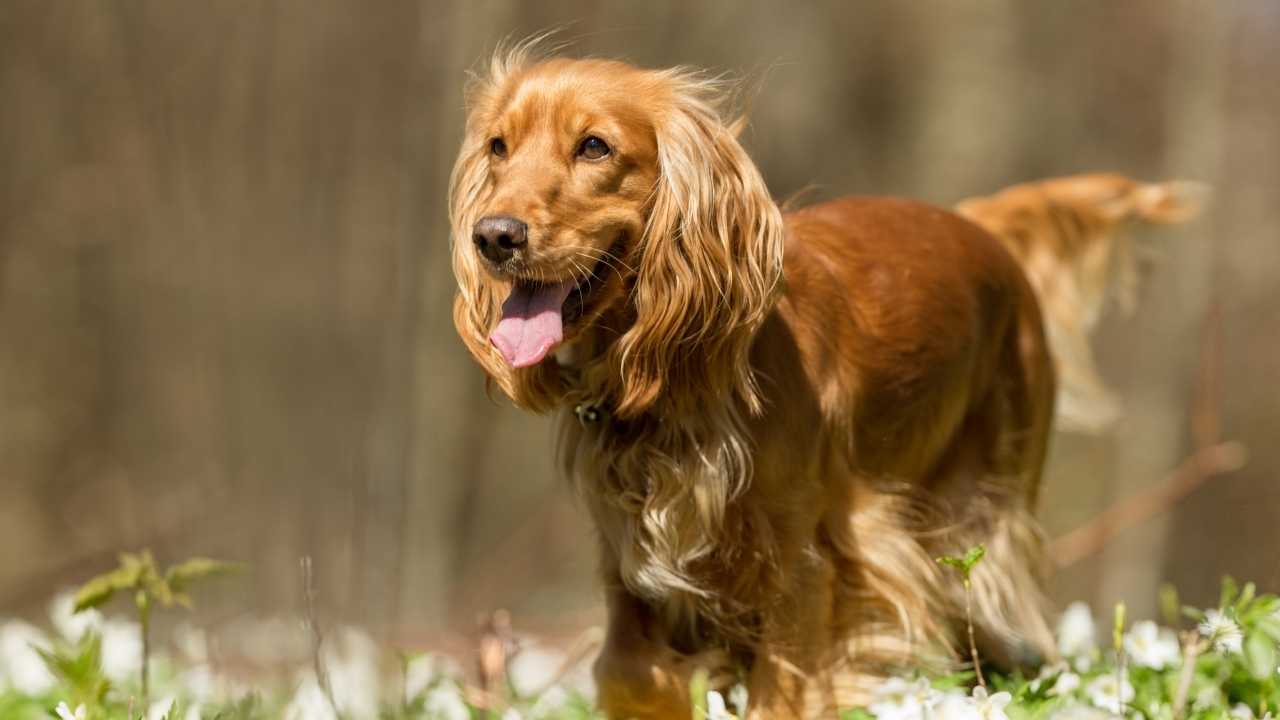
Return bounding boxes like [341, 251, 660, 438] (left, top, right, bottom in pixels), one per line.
[1, 1, 1276, 653]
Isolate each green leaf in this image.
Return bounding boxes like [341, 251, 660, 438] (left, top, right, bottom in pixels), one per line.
[1243, 630, 1277, 680]
[72, 574, 120, 612]
[932, 670, 977, 690]
[119, 551, 155, 584]
[937, 545, 986, 579]
[72, 566, 137, 612]
[1220, 576, 1239, 610]
[1236, 582, 1257, 614]
[158, 698, 186, 720]
[144, 572, 176, 608]
[689, 667, 710, 718]
[36, 631, 111, 709]
[1256, 616, 1280, 644]
[165, 557, 242, 593]
[1159, 583, 1181, 627]
[1114, 602, 1127, 651]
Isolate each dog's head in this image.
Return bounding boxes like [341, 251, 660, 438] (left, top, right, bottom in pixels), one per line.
[450, 50, 784, 419]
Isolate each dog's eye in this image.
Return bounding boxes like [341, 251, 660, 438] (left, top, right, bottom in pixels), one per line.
[576, 136, 610, 160]
[489, 137, 507, 158]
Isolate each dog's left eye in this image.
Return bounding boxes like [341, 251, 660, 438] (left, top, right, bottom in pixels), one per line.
[576, 136, 610, 160]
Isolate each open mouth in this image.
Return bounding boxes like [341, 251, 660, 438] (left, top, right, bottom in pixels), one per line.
[489, 246, 615, 368]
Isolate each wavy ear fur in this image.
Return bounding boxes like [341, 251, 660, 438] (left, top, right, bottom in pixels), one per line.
[610, 73, 785, 419]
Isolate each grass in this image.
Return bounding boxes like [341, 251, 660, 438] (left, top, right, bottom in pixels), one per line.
[1, 553, 1276, 720]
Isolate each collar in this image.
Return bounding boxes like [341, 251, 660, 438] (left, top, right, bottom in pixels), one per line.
[573, 401, 608, 427]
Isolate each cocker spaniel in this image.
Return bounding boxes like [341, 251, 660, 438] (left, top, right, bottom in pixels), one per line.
[449, 45, 1200, 719]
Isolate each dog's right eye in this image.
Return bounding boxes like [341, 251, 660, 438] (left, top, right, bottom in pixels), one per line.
[489, 138, 507, 158]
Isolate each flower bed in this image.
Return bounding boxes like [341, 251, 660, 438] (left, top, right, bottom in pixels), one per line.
[1, 573, 1276, 720]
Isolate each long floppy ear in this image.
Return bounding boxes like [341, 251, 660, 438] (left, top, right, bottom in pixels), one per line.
[610, 76, 785, 419]
[449, 44, 563, 412]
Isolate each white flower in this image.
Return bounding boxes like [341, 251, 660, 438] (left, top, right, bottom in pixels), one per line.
[99, 618, 143, 682]
[869, 677, 936, 720]
[972, 686, 1013, 720]
[1199, 609, 1244, 654]
[55, 702, 87, 720]
[180, 664, 219, 703]
[424, 683, 470, 720]
[1044, 704, 1122, 720]
[403, 654, 437, 702]
[1029, 662, 1063, 693]
[508, 642, 565, 698]
[172, 622, 208, 663]
[1084, 674, 1134, 714]
[323, 627, 380, 719]
[527, 686, 570, 719]
[1124, 621, 1181, 669]
[0, 620, 56, 694]
[147, 696, 177, 720]
[283, 676, 339, 720]
[931, 690, 981, 720]
[1058, 603, 1098, 659]
[403, 652, 466, 701]
[1193, 686, 1225, 711]
[228, 616, 308, 666]
[1050, 672, 1081, 697]
[49, 592, 102, 643]
[707, 690, 738, 719]
[728, 683, 749, 716]
[1232, 704, 1256, 720]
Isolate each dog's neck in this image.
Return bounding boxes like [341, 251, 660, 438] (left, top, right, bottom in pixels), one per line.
[553, 321, 627, 424]
[554, 326, 771, 643]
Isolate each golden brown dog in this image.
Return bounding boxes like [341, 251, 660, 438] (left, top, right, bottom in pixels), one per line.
[449, 45, 1199, 719]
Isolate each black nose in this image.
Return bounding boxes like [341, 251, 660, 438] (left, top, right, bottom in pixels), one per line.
[472, 215, 528, 264]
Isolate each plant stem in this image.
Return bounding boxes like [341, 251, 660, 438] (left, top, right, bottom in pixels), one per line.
[964, 579, 986, 690]
[139, 601, 151, 707]
[1173, 633, 1205, 720]
[1113, 602, 1127, 716]
[1115, 651, 1126, 716]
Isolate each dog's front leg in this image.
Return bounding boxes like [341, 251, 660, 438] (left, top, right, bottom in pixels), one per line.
[745, 550, 838, 719]
[593, 583, 703, 719]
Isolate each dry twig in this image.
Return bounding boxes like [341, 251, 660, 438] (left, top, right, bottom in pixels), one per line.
[1049, 440, 1246, 568]
[474, 609, 515, 709]
[1050, 307, 1246, 568]
[525, 626, 605, 699]
[301, 556, 342, 718]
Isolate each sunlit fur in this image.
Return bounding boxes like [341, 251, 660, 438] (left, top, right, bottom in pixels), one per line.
[957, 174, 1204, 433]
[450, 44, 1196, 719]
[450, 46, 783, 624]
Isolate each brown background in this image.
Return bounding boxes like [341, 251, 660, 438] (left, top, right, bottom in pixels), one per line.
[1, 1, 1277, 646]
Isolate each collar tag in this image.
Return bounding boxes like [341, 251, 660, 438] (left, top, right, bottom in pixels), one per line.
[574, 402, 607, 427]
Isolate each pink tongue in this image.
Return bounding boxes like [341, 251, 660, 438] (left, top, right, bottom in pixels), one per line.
[491, 280, 576, 368]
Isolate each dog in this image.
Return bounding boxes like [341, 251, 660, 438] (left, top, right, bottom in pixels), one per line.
[448, 45, 1200, 718]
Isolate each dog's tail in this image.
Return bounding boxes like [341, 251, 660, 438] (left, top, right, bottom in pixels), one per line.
[956, 173, 1207, 433]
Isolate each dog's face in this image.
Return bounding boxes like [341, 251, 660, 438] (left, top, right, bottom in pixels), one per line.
[451, 54, 784, 418]
[458, 59, 659, 368]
